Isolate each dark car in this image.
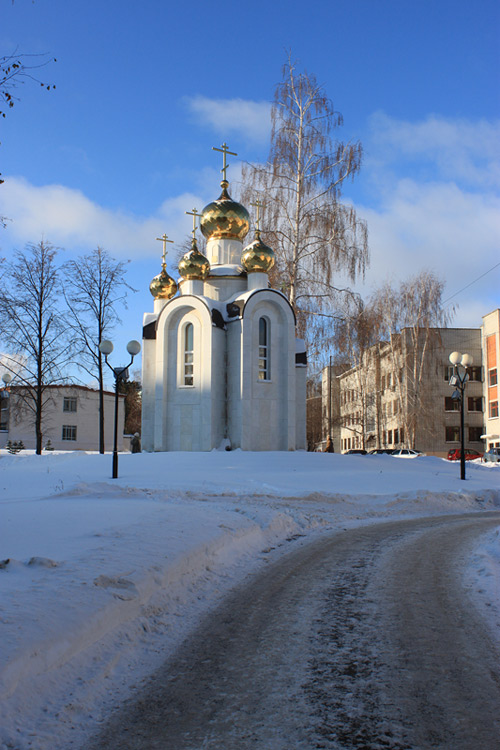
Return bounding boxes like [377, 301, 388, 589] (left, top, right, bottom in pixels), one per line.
[344, 449, 367, 455]
[447, 448, 483, 461]
[483, 447, 500, 464]
[368, 449, 394, 455]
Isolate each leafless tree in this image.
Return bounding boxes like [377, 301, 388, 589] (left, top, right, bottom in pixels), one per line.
[241, 55, 369, 347]
[371, 271, 454, 448]
[1, 241, 69, 454]
[63, 247, 135, 453]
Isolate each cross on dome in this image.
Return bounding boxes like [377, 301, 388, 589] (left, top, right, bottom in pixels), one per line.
[185, 208, 201, 239]
[212, 142, 237, 182]
[155, 233, 174, 266]
[250, 200, 264, 232]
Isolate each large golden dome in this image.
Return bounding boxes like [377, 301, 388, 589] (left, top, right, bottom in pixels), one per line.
[241, 230, 275, 273]
[150, 266, 178, 299]
[200, 181, 250, 241]
[178, 238, 210, 280]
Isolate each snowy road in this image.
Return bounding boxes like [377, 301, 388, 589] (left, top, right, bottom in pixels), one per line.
[90, 512, 500, 750]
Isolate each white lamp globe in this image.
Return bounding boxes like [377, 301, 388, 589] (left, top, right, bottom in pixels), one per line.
[126, 340, 141, 356]
[461, 353, 473, 367]
[449, 351, 462, 365]
[99, 340, 114, 355]
[2, 373, 12, 385]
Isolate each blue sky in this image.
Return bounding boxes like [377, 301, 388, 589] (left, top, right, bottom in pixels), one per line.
[1, 0, 499, 382]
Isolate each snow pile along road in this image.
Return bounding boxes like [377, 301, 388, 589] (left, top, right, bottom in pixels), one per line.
[0, 449, 499, 750]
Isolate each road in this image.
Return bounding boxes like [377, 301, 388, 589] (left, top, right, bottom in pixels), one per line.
[89, 512, 500, 749]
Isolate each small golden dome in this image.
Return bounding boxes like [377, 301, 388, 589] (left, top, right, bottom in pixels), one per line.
[241, 230, 275, 273]
[150, 266, 178, 299]
[178, 238, 210, 280]
[200, 181, 250, 241]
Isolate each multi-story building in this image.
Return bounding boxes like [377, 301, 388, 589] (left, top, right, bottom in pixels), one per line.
[320, 363, 349, 453]
[323, 327, 485, 457]
[0, 384, 125, 451]
[482, 309, 500, 449]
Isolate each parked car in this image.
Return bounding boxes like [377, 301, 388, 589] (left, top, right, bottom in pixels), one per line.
[368, 449, 394, 455]
[447, 448, 483, 461]
[391, 448, 422, 458]
[482, 447, 500, 464]
[344, 449, 367, 455]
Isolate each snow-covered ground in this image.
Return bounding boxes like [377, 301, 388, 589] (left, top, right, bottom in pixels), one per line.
[1, 449, 499, 750]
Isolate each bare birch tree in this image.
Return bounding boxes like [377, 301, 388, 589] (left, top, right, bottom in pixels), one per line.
[241, 55, 369, 344]
[371, 271, 453, 448]
[63, 247, 134, 453]
[0, 241, 69, 454]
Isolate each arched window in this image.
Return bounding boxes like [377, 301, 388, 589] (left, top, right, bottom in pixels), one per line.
[258, 317, 270, 381]
[184, 323, 194, 386]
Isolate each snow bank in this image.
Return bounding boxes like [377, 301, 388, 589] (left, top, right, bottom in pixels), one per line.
[0, 449, 499, 750]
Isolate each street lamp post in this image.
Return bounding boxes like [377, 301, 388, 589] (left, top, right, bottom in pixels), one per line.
[99, 339, 141, 479]
[448, 351, 473, 481]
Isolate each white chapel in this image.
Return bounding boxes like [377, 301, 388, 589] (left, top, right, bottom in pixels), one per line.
[141, 145, 306, 452]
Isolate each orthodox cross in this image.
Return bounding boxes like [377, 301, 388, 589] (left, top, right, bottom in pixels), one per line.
[185, 208, 200, 239]
[212, 142, 237, 182]
[250, 200, 263, 232]
[156, 234, 173, 266]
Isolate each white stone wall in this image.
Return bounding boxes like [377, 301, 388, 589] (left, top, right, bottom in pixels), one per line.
[227, 318, 243, 448]
[142, 282, 306, 453]
[240, 292, 296, 451]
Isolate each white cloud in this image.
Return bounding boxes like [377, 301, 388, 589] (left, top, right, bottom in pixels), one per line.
[353, 178, 500, 325]
[367, 112, 500, 189]
[184, 95, 271, 144]
[0, 177, 206, 259]
[343, 113, 500, 327]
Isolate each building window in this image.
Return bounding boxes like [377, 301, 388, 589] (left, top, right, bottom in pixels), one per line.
[0, 394, 8, 431]
[489, 401, 499, 419]
[388, 429, 393, 444]
[469, 426, 483, 442]
[63, 397, 77, 412]
[444, 396, 459, 411]
[183, 323, 194, 386]
[469, 366, 482, 382]
[258, 317, 270, 381]
[468, 396, 483, 412]
[445, 426, 460, 442]
[62, 425, 77, 441]
[489, 368, 498, 387]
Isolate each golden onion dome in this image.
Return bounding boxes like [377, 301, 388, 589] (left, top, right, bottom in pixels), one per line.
[200, 181, 250, 241]
[178, 238, 210, 280]
[241, 230, 275, 273]
[149, 265, 178, 299]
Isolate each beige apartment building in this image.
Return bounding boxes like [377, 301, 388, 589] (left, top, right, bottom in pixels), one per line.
[482, 309, 500, 449]
[0, 384, 125, 451]
[322, 327, 485, 457]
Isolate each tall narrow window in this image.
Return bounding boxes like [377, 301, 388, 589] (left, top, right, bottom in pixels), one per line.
[184, 323, 194, 386]
[258, 317, 270, 381]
